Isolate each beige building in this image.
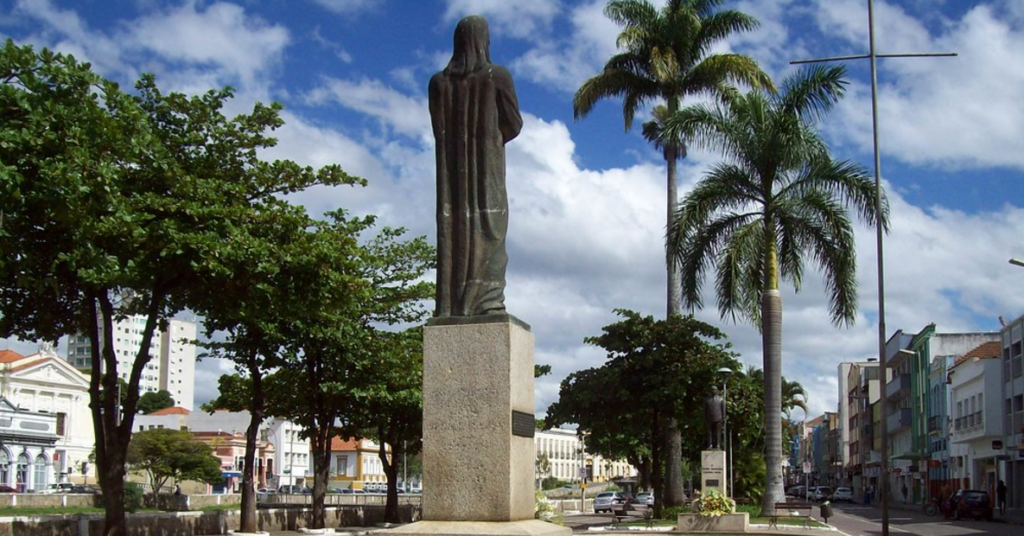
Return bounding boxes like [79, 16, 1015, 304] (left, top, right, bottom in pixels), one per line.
[535, 428, 636, 484]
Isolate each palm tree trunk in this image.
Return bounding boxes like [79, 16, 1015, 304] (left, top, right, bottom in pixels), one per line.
[761, 289, 785, 513]
[663, 135, 685, 507]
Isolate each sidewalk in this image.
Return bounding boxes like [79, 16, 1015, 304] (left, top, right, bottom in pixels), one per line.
[877, 499, 1024, 525]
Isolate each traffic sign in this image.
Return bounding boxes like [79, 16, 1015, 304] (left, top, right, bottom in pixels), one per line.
[803, 462, 811, 474]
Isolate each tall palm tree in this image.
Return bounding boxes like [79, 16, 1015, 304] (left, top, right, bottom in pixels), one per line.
[573, 0, 771, 506]
[782, 378, 809, 420]
[665, 64, 888, 513]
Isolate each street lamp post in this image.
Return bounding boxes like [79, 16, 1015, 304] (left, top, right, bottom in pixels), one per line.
[718, 367, 735, 495]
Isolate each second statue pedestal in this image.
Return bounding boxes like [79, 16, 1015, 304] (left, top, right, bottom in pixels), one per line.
[701, 450, 727, 497]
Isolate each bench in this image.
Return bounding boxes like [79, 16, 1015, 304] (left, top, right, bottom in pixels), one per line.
[768, 502, 814, 528]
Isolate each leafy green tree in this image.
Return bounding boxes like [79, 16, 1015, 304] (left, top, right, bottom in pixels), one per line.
[126, 428, 223, 496]
[573, 0, 771, 506]
[664, 65, 888, 512]
[137, 390, 175, 415]
[0, 40, 350, 536]
[546, 309, 739, 515]
[266, 212, 433, 528]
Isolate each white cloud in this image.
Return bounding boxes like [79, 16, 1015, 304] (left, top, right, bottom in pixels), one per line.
[309, 0, 379, 16]
[304, 77, 433, 142]
[441, 0, 562, 40]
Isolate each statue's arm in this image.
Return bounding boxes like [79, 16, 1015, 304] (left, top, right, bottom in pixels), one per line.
[493, 66, 523, 143]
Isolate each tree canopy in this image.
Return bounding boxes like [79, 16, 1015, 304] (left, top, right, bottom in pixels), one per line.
[126, 428, 223, 496]
[546, 309, 740, 514]
[138, 390, 175, 415]
[0, 39, 356, 535]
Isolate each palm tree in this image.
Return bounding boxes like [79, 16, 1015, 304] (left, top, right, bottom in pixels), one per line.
[665, 64, 888, 513]
[782, 378, 808, 420]
[573, 0, 771, 506]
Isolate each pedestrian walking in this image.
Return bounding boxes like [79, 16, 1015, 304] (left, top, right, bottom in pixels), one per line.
[901, 483, 908, 504]
[997, 480, 1007, 515]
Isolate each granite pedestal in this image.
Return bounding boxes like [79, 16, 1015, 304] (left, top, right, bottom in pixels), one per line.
[391, 315, 569, 536]
[701, 450, 727, 497]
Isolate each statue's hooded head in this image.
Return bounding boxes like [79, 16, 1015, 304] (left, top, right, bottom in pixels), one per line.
[446, 15, 490, 77]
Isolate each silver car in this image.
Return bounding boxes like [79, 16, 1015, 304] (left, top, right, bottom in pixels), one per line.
[593, 491, 627, 513]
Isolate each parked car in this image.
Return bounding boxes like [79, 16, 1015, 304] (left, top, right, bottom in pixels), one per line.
[787, 485, 806, 499]
[40, 482, 76, 494]
[70, 485, 98, 494]
[0, 484, 17, 493]
[812, 486, 832, 502]
[635, 492, 655, 506]
[831, 487, 854, 502]
[256, 487, 277, 501]
[949, 489, 993, 521]
[594, 491, 629, 514]
[277, 485, 305, 494]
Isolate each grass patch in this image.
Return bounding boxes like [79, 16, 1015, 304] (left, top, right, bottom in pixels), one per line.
[615, 518, 676, 528]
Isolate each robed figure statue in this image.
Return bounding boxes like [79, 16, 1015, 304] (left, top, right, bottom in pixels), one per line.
[429, 15, 523, 318]
[705, 386, 726, 450]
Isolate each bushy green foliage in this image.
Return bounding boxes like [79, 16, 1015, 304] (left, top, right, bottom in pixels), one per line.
[693, 489, 736, 517]
[124, 483, 144, 514]
[541, 477, 568, 490]
[658, 505, 690, 520]
[534, 490, 563, 524]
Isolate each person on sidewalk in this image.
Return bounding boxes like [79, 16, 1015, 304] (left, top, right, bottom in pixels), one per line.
[901, 483, 908, 504]
[997, 480, 1007, 515]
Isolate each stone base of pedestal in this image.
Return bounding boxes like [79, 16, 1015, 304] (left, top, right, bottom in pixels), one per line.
[701, 450, 727, 497]
[389, 520, 571, 536]
[422, 315, 536, 522]
[676, 513, 749, 533]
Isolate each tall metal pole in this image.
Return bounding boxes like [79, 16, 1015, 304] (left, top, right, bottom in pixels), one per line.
[866, 3, 891, 531]
[792, 2, 955, 534]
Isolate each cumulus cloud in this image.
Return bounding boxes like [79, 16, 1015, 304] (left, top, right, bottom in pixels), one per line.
[441, 0, 562, 40]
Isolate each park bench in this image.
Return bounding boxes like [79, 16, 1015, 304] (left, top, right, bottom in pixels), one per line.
[768, 502, 814, 528]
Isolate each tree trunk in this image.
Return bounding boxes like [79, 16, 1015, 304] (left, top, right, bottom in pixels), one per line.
[663, 417, 684, 506]
[311, 429, 331, 529]
[663, 125, 686, 508]
[650, 414, 664, 516]
[761, 289, 784, 514]
[379, 435, 401, 523]
[239, 365, 264, 533]
[99, 448, 127, 536]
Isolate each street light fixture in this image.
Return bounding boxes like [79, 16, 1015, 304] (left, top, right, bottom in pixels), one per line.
[1010, 258, 1024, 268]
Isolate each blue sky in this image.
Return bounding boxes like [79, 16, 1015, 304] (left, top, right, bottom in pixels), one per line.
[3, 0, 1023, 421]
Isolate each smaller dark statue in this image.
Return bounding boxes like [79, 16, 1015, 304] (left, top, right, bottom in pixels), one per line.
[705, 386, 726, 450]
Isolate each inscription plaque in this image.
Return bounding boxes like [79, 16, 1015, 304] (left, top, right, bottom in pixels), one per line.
[511, 410, 535, 438]
[706, 479, 720, 487]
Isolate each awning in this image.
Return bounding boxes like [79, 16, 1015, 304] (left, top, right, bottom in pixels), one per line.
[890, 452, 928, 461]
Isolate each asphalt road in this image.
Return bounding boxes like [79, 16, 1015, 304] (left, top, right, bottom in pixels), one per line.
[821, 502, 1017, 536]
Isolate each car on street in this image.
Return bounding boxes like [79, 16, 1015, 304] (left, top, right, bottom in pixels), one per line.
[831, 487, 853, 502]
[593, 491, 629, 513]
[635, 492, 655, 506]
[812, 486, 832, 502]
[277, 485, 305, 494]
[948, 489, 993, 521]
[0, 485, 17, 493]
[70, 485, 98, 494]
[40, 483, 76, 494]
[787, 485, 806, 499]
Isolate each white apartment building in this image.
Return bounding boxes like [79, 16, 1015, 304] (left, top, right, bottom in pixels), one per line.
[66, 316, 197, 410]
[534, 428, 636, 484]
[949, 341, 1003, 495]
[0, 346, 95, 489]
[1001, 313, 1024, 510]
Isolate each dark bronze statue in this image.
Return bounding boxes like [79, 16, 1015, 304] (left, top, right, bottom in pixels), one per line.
[429, 15, 523, 319]
[705, 386, 726, 450]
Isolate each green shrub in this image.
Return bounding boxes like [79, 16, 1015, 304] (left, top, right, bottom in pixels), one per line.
[658, 505, 690, 520]
[124, 483, 144, 513]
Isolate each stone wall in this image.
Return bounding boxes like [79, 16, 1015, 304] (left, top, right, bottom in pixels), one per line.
[0, 504, 421, 536]
[0, 494, 100, 509]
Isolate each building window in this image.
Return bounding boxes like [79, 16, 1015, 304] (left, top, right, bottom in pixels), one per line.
[33, 454, 47, 491]
[336, 456, 348, 477]
[56, 413, 67, 436]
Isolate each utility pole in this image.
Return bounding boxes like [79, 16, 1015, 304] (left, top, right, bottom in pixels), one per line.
[792, 2, 955, 535]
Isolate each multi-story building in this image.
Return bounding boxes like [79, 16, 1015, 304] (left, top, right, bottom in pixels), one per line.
[949, 341, 1004, 498]
[534, 428, 635, 485]
[926, 353, 955, 498]
[0, 347, 94, 489]
[843, 360, 881, 498]
[66, 316, 198, 410]
[329, 437, 394, 491]
[1001, 313, 1024, 511]
[884, 325, 998, 504]
[134, 409, 311, 491]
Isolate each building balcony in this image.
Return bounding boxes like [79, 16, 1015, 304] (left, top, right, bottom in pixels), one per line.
[887, 408, 912, 433]
[886, 373, 911, 400]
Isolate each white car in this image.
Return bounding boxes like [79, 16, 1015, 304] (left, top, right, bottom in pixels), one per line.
[593, 491, 628, 513]
[40, 483, 76, 494]
[812, 486, 832, 501]
[636, 492, 655, 506]
[831, 487, 854, 502]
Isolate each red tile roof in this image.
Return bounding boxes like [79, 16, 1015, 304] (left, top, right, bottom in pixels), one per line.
[0, 349, 26, 364]
[331, 436, 359, 451]
[952, 341, 1002, 368]
[148, 406, 191, 415]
